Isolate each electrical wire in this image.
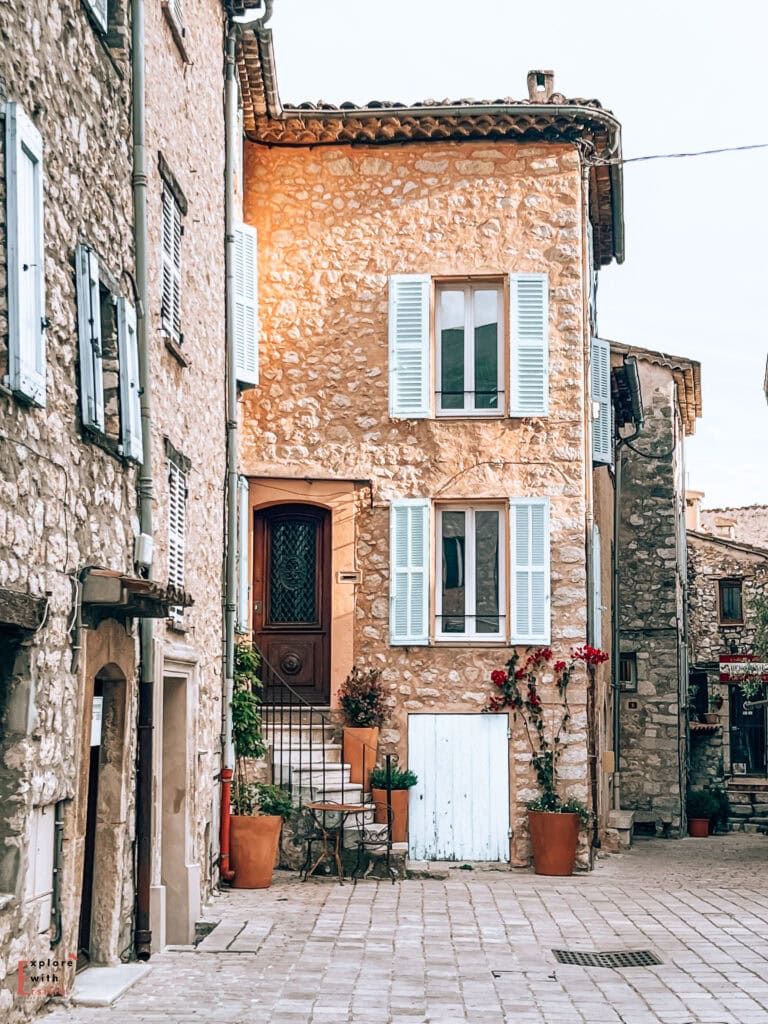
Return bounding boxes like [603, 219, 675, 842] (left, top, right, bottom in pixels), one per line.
[589, 142, 768, 167]
[624, 439, 676, 461]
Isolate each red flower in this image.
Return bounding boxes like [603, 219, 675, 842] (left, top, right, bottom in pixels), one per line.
[491, 669, 507, 687]
[554, 660, 567, 673]
[515, 669, 525, 679]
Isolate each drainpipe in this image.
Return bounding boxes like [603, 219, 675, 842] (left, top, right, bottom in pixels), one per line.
[132, 0, 155, 961]
[611, 357, 643, 811]
[219, 22, 240, 885]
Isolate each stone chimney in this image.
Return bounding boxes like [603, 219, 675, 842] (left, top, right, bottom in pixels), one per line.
[685, 490, 704, 532]
[527, 70, 555, 103]
[714, 516, 736, 541]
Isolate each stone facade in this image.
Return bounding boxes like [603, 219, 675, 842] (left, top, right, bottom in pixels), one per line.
[700, 506, 768, 549]
[0, 0, 227, 1016]
[241, 138, 615, 867]
[615, 357, 694, 836]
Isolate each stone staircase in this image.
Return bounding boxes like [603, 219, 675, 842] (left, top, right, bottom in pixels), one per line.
[263, 707, 390, 855]
[726, 778, 768, 832]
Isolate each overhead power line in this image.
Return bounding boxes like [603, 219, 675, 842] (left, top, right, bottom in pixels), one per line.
[590, 142, 768, 167]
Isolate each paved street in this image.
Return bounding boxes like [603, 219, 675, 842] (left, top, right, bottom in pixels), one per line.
[43, 835, 768, 1024]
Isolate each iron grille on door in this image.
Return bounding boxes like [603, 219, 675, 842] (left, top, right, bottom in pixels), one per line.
[268, 519, 317, 623]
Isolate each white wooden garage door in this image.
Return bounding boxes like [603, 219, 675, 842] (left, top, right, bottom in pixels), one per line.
[408, 713, 510, 862]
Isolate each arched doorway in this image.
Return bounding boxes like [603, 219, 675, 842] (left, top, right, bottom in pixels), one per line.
[252, 504, 331, 704]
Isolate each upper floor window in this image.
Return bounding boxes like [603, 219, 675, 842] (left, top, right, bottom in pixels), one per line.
[619, 653, 637, 692]
[437, 505, 505, 640]
[167, 449, 188, 623]
[436, 283, 503, 415]
[161, 185, 182, 345]
[388, 272, 548, 420]
[719, 579, 743, 625]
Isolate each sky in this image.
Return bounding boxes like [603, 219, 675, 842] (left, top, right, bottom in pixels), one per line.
[267, 0, 767, 509]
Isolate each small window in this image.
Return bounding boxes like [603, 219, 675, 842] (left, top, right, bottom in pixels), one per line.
[436, 505, 504, 641]
[619, 653, 637, 692]
[168, 456, 188, 622]
[161, 185, 182, 344]
[719, 580, 743, 624]
[436, 283, 503, 415]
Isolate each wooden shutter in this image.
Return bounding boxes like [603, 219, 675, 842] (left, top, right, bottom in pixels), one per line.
[509, 498, 550, 644]
[168, 460, 187, 617]
[6, 103, 46, 407]
[390, 499, 430, 645]
[161, 187, 182, 341]
[592, 523, 602, 649]
[509, 272, 549, 416]
[591, 338, 612, 464]
[237, 476, 250, 631]
[234, 224, 259, 386]
[117, 297, 143, 462]
[388, 275, 431, 418]
[75, 244, 104, 432]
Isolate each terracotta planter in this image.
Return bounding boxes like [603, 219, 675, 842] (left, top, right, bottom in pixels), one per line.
[527, 811, 581, 876]
[701, 713, 719, 724]
[688, 817, 710, 837]
[230, 814, 282, 888]
[372, 788, 410, 843]
[343, 727, 379, 791]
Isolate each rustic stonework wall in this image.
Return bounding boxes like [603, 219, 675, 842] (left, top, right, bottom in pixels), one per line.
[241, 141, 596, 864]
[143, 0, 226, 932]
[617, 360, 688, 834]
[0, 0, 136, 1017]
[701, 506, 768, 549]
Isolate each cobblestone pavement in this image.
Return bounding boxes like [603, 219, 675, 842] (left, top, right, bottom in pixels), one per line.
[43, 834, 768, 1023]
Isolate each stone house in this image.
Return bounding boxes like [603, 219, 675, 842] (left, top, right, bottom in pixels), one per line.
[612, 344, 702, 837]
[235, 21, 627, 867]
[0, 0, 236, 1014]
[686, 498, 768, 827]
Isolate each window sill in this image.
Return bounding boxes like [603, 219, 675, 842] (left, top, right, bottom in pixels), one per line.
[160, 2, 191, 64]
[164, 334, 191, 368]
[718, 621, 745, 628]
[166, 617, 188, 634]
[431, 640, 510, 648]
[82, 427, 133, 465]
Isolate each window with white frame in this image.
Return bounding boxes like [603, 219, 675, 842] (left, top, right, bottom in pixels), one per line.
[436, 283, 503, 414]
[436, 505, 505, 640]
[167, 454, 187, 620]
[161, 185, 182, 344]
[389, 272, 548, 420]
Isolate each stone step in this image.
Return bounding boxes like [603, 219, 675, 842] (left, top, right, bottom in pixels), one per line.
[289, 764, 352, 785]
[266, 725, 334, 744]
[272, 744, 343, 766]
[262, 706, 335, 725]
[296, 782, 366, 805]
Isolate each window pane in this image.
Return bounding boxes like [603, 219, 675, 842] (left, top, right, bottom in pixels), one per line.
[441, 511, 465, 632]
[440, 290, 464, 410]
[474, 289, 498, 410]
[721, 582, 742, 622]
[475, 510, 500, 633]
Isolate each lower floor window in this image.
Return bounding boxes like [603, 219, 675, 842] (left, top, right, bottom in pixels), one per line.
[436, 505, 504, 640]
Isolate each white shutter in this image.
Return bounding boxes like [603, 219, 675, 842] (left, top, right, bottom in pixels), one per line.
[388, 274, 431, 418]
[117, 297, 143, 462]
[237, 476, 250, 631]
[390, 499, 430, 645]
[168, 460, 187, 617]
[84, 0, 108, 31]
[509, 272, 549, 416]
[234, 223, 259, 386]
[592, 523, 602, 649]
[5, 103, 46, 407]
[509, 498, 550, 644]
[161, 187, 182, 341]
[75, 244, 104, 432]
[591, 337, 612, 464]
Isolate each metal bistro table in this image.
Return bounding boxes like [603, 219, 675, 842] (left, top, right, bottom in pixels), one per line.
[301, 801, 367, 884]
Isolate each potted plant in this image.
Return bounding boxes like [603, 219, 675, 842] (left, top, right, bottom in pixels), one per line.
[686, 789, 719, 837]
[339, 666, 387, 791]
[229, 642, 293, 888]
[370, 764, 418, 843]
[484, 645, 608, 876]
[701, 693, 722, 724]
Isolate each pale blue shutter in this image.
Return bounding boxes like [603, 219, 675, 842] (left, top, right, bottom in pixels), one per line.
[509, 498, 550, 644]
[237, 476, 250, 632]
[591, 338, 612, 464]
[234, 224, 259, 387]
[592, 523, 602, 649]
[388, 275, 431, 418]
[390, 499, 430, 645]
[75, 244, 104, 432]
[117, 297, 143, 462]
[5, 103, 46, 407]
[509, 272, 549, 416]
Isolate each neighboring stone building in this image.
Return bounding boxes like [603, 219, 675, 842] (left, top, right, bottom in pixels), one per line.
[612, 344, 702, 837]
[686, 498, 768, 826]
[236, 25, 626, 868]
[0, 0, 232, 1015]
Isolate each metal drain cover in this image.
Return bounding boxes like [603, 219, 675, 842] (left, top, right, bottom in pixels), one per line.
[553, 949, 662, 969]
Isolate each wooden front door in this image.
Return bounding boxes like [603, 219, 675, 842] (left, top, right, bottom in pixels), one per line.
[253, 504, 331, 705]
